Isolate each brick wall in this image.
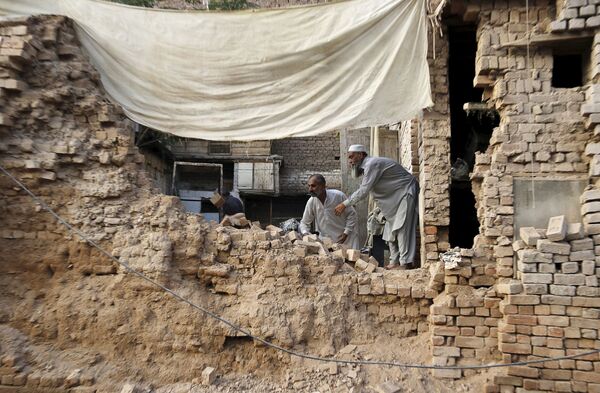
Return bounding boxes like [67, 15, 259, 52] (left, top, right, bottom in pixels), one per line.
[429, 0, 600, 387]
[418, 24, 452, 268]
[271, 131, 341, 195]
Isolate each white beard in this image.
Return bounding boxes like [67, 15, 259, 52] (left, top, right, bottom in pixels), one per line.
[351, 164, 364, 179]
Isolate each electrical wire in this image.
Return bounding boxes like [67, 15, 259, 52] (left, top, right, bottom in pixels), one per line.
[1, 164, 599, 370]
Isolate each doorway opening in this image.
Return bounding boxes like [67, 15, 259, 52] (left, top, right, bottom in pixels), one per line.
[448, 25, 498, 248]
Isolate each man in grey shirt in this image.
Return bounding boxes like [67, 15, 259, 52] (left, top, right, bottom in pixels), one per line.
[299, 174, 360, 249]
[334, 145, 419, 269]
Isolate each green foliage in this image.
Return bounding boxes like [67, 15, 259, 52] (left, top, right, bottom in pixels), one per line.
[209, 0, 250, 10]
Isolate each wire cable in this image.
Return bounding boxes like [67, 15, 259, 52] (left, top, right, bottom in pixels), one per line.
[1, 164, 599, 370]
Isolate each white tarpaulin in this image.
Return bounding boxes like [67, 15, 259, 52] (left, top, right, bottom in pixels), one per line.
[0, 0, 432, 141]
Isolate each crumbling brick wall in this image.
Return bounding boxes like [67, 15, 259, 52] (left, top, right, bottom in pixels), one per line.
[0, 15, 436, 392]
[427, 0, 600, 389]
[419, 23, 452, 267]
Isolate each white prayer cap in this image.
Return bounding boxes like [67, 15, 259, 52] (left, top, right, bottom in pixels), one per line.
[348, 144, 367, 153]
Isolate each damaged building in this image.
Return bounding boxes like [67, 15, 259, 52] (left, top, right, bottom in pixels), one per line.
[0, 0, 600, 392]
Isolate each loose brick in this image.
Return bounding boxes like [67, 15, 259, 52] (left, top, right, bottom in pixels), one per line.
[547, 215, 567, 242]
[566, 223, 586, 241]
[520, 226, 541, 246]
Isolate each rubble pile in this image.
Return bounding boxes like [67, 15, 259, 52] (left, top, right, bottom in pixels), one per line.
[0, 16, 448, 392]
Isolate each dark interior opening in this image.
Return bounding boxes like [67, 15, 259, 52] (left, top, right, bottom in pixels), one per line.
[222, 162, 234, 193]
[223, 335, 253, 348]
[448, 25, 498, 248]
[552, 54, 582, 88]
[243, 195, 309, 227]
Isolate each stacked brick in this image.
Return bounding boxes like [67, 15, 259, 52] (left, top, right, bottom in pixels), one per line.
[271, 131, 341, 194]
[490, 215, 600, 392]
[583, 85, 600, 182]
[205, 224, 436, 338]
[550, 0, 600, 32]
[466, 0, 590, 300]
[418, 24, 451, 267]
[429, 280, 502, 379]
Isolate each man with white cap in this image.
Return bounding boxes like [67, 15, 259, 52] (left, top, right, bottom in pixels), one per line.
[299, 174, 360, 249]
[334, 144, 419, 269]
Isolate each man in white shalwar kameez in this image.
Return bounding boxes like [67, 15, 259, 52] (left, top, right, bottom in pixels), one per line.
[334, 145, 419, 269]
[299, 174, 360, 249]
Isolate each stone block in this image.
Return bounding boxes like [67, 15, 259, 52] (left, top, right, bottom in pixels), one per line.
[505, 314, 537, 325]
[521, 273, 553, 284]
[539, 264, 556, 273]
[293, 246, 307, 257]
[541, 295, 572, 305]
[332, 249, 346, 259]
[455, 336, 484, 349]
[577, 286, 599, 296]
[585, 223, 600, 235]
[582, 201, 600, 215]
[295, 241, 321, 254]
[580, 4, 596, 15]
[584, 212, 600, 224]
[570, 250, 595, 261]
[554, 274, 586, 285]
[346, 249, 360, 262]
[302, 234, 319, 242]
[582, 260, 596, 275]
[121, 384, 141, 393]
[355, 259, 369, 271]
[287, 231, 301, 242]
[432, 346, 461, 357]
[566, 223, 586, 241]
[364, 263, 376, 274]
[549, 285, 576, 296]
[202, 367, 216, 385]
[561, 262, 579, 273]
[569, 18, 585, 29]
[496, 280, 523, 294]
[507, 294, 541, 305]
[537, 239, 571, 255]
[498, 342, 532, 354]
[495, 246, 513, 257]
[550, 20, 567, 31]
[571, 238, 593, 251]
[546, 216, 567, 242]
[581, 199, 600, 215]
[518, 249, 552, 263]
[520, 227, 541, 246]
[523, 284, 548, 295]
[587, 15, 600, 27]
